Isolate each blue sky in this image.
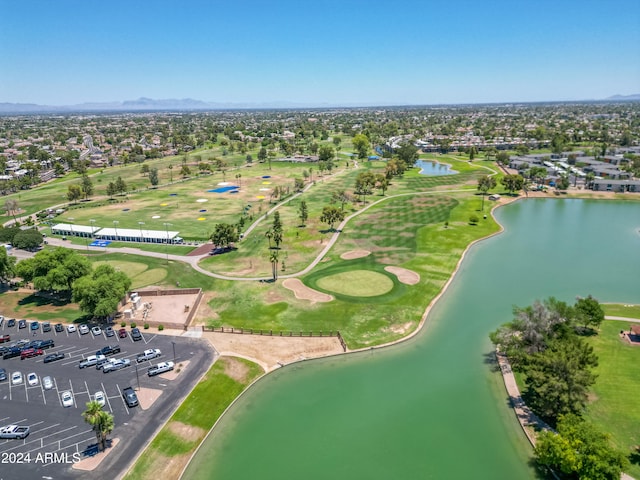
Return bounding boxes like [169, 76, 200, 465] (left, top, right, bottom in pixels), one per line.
[1, 0, 639, 106]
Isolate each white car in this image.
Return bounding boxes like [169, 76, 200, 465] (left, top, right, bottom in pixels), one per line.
[61, 390, 74, 407]
[11, 371, 23, 385]
[42, 376, 54, 390]
[67, 324, 77, 333]
[91, 326, 102, 336]
[78, 324, 90, 335]
[27, 372, 38, 386]
[94, 391, 106, 407]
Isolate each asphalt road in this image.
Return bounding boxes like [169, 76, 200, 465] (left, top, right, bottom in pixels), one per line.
[0, 320, 216, 480]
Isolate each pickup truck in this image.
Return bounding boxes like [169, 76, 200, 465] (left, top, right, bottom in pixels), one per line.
[122, 387, 139, 407]
[96, 345, 121, 357]
[79, 354, 106, 369]
[147, 361, 175, 377]
[0, 425, 30, 439]
[136, 348, 161, 363]
[102, 358, 131, 373]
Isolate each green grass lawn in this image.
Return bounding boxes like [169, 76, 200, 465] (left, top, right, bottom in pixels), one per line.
[124, 356, 263, 480]
[602, 303, 640, 319]
[585, 320, 640, 478]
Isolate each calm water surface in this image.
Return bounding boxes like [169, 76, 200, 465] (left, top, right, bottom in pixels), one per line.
[184, 199, 639, 480]
[416, 159, 458, 175]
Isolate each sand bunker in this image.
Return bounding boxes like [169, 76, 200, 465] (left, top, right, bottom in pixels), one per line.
[384, 266, 420, 285]
[283, 278, 334, 303]
[340, 250, 371, 260]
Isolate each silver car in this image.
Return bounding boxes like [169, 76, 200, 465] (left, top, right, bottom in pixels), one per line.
[42, 376, 53, 390]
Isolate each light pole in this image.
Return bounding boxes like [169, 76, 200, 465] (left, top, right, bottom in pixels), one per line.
[138, 221, 145, 243]
[113, 220, 119, 242]
[68, 217, 74, 241]
[135, 363, 140, 391]
[163, 222, 172, 263]
[171, 341, 176, 364]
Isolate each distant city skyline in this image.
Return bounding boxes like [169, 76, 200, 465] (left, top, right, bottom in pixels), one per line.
[1, 0, 639, 107]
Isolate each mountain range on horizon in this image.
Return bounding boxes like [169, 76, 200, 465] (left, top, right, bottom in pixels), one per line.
[0, 94, 639, 113]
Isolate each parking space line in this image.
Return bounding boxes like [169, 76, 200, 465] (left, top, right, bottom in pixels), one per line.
[23, 429, 94, 455]
[53, 377, 62, 406]
[0, 426, 78, 453]
[144, 334, 157, 344]
[69, 379, 77, 408]
[31, 423, 60, 435]
[101, 381, 114, 413]
[40, 380, 47, 404]
[24, 381, 28, 402]
[115, 384, 130, 415]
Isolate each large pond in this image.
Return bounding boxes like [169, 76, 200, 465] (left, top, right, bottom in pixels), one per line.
[183, 199, 639, 480]
[416, 159, 458, 175]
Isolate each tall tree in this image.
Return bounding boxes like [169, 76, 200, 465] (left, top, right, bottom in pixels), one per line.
[318, 144, 335, 163]
[81, 175, 94, 199]
[82, 401, 115, 452]
[395, 142, 419, 169]
[73, 264, 132, 319]
[0, 246, 16, 283]
[477, 175, 497, 211]
[319, 205, 345, 231]
[352, 133, 370, 159]
[298, 200, 308, 226]
[269, 249, 279, 281]
[272, 211, 283, 249]
[4, 199, 19, 223]
[574, 295, 604, 331]
[524, 335, 598, 423]
[115, 176, 127, 195]
[210, 223, 239, 248]
[331, 190, 352, 211]
[354, 171, 376, 204]
[149, 167, 159, 187]
[67, 184, 82, 203]
[500, 174, 524, 194]
[17, 247, 91, 295]
[535, 414, 628, 479]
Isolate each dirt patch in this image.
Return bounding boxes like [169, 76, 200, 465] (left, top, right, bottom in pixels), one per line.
[340, 249, 371, 260]
[187, 243, 214, 256]
[166, 421, 206, 443]
[137, 387, 163, 410]
[266, 289, 286, 303]
[282, 278, 333, 303]
[160, 360, 190, 381]
[385, 266, 420, 285]
[204, 334, 344, 372]
[222, 356, 251, 382]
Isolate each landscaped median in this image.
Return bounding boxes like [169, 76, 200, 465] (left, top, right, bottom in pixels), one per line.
[123, 356, 263, 480]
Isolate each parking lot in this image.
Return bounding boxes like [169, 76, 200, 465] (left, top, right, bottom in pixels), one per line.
[0, 318, 216, 479]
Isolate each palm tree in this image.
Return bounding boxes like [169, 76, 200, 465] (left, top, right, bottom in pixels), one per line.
[269, 249, 279, 281]
[265, 229, 273, 249]
[82, 401, 115, 451]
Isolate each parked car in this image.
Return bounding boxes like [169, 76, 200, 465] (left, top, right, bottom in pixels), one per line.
[7, 318, 16, 328]
[42, 376, 53, 390]
[91, 326, 102, 336]
[137, 348, 161, 363]
[11, 371, 23, 385]
[33, 339, 54, 349]
[54, 323, 64, 333]
[18, 320, 26, 329]
[78, 324, 90, 335]
[43, 352, 65, 363]
[0, 368, 7, 381]
[94, 391, 106, 407]
[0, 425, 30, 439]
[96, 345, 121, 357]
[42, 322, 51, 333]
[131, 327, 142, 341]
[102, 358, 131, 373]
[61, 390, 74, 407]
[79, 354, 106, 369]
[3, 347, 22, 360]
[118, 328, 127, 338]
[30, 321, 39, 331]
[20, 348, 44, 360]
[0, 334, 10, 343]
[105, 327, 115, 337]
[122, 386, 138, 407]
[27, 372, 38, 386]
[148, 361, 174, 377]
[67, 324, 77, 333]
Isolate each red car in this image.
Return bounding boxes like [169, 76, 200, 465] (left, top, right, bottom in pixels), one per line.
[118, 328, 128, 338]
[0, 334, 10, 343]
[20, 348, 44, 359]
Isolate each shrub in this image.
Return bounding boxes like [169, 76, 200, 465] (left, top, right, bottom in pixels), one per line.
[158, 324, 164, 331]
[130, 322, 136, 328]
[120, 321, 126, 327]
[144, 323, 149, 330]
[469, 214, 479, 225]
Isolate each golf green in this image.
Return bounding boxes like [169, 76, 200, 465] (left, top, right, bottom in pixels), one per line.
[316, 270, 393, 297]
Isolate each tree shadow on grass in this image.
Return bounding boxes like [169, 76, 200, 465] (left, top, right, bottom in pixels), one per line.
[18, 293, 71, 308]
[629, 446, 640, 466]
